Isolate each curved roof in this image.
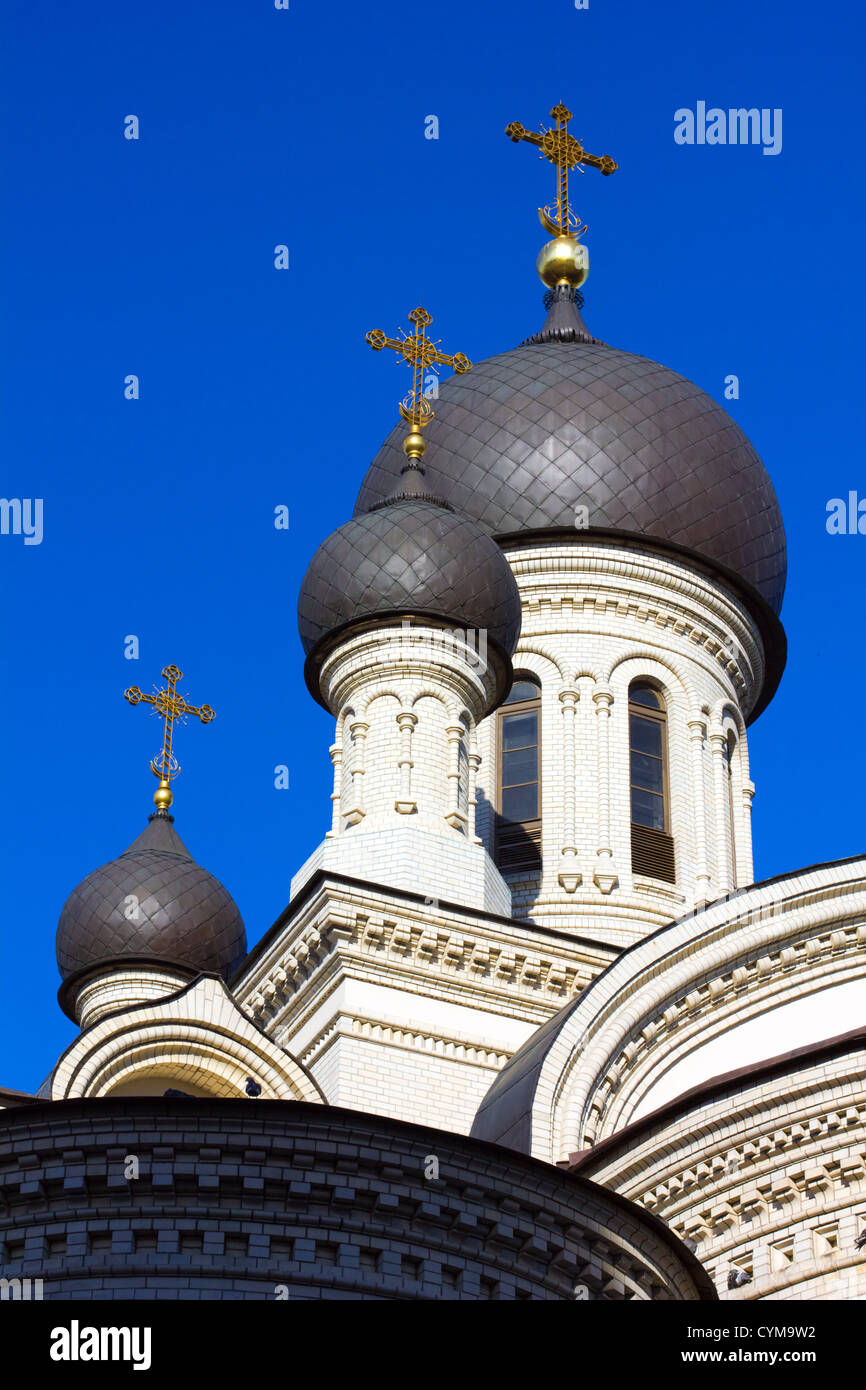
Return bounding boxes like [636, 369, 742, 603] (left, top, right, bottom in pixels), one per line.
[56, 812, 247, 997]
[355, 294, 787, 615]
[568, 1023, 866, 1173]
[297, 497, 521, 679]
[470, 992, 584, 1154]
[470, 854, 866, 1157]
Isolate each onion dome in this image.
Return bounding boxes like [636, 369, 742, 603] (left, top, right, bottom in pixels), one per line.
[299, 300, 522, 708]
[354, 289, 787, 617]
[297, 456, 522, 708]
[56, 810, 247, 1011]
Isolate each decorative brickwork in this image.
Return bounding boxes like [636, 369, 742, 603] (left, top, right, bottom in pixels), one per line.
[237, 872, 615, 1133]
[474, 540, 764, 945]
[0, 1099, 714, 1301]
[571, 1031, 866, 1301]
[471, 857, 866, 1164]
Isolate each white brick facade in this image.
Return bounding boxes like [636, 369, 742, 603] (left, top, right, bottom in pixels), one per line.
[474, 539, 761, 945]
[292, 619, 512, 915]
[276, 534, 769, 1140]
[573, 1041, 866, 1301]
[505, 857, 866, 1163]
[39, 530, 865, 1305]
[236, 875, 615, 1134]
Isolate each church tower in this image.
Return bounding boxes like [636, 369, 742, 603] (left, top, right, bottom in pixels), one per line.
[238, 104, 786, 1130]
[295, 307, 521, 915]
[11, 91, 866, 1309]
[355, 104, 786, 948]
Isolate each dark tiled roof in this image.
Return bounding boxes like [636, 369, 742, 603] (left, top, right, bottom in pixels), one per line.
[56, 812, 247, 984]
[355, 302, 787, 615]
[297, 499, 522, 660]
[0, 1086, 40, 1106]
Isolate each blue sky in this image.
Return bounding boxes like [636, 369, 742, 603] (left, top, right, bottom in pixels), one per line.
[1, 0, 863, 1090]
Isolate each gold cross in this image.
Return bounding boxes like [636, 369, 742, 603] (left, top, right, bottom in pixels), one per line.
[506, 103, 617, 239]
[365, 306, 471, 458]
[124, 664, 215, 808]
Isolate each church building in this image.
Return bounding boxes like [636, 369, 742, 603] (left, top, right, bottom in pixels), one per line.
[1, 105, 863, 1303]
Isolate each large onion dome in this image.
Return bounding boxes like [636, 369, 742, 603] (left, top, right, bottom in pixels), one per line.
[56, 811, 247, 1010]
[354, 291, 787, 617]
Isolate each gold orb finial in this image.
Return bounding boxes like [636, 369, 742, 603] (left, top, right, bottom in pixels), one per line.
[153, 779, 173, 812]
[403, 430, 426, 460]
[536, 237, 590, 289]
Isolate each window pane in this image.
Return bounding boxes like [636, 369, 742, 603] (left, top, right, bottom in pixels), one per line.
[630, 750, 663, 794]
[502, 746, 538, 787]
[629, 713, 662, 757]
[631, 786, 665, 830]
[502, 711, 538, 751]
[501, 783, 538, 822]
[630, 684, 661, 709]
[505, 679, 540, 705]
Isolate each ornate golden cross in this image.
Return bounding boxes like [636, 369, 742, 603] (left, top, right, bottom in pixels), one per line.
[124, 664, 215, 808]
[365, 306, 471, 459]
[506, 103, 617, 239]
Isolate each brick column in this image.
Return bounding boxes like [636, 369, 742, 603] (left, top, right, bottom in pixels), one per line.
[740, 779, 755, 883]
[558, 689, 581, 892]
[327, 742, 342, 837]
[687, 717, 711, 904]
[709, 724, 733, 894]
[593, 687, 618, 894]
[445, 724, 468, 831]
[394, 711, 418, 814]
[344, 720, 369, 826]
[468, 742, 482, 844]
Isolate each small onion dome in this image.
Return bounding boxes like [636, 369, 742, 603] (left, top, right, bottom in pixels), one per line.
[56, 812, 247, 1010]
[297, 496, 522, 710]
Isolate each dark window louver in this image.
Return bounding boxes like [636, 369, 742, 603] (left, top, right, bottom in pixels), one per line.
[631, 822, 676, 884]
[495, 818, 542, 874]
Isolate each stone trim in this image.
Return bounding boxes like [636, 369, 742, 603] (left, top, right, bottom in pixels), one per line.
[0, 1098, 715, 1301]
[300, 1012, 512, 1072]
[49, 976, 322, 1105]
[488, 857, 866, 1162]
[572, 1044, 866, 1301]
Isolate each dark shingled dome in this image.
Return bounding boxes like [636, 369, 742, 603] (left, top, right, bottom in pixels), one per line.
[297, 498, 522, 661]
[354, 296, 787, 615]
[56, 813, 247, 985]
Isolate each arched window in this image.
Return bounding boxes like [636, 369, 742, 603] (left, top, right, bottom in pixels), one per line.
[628, 681, 675, 884]
[725, 730, 737, 887]
[495, 677, 542, 873]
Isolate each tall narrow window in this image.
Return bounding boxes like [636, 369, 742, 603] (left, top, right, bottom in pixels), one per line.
[725, 730, 737, 888]
[495, 678, 542, 873]
[629, 681, 675, 884]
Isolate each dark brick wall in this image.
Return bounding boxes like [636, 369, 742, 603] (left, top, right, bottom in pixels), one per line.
[0, 1098, 715, 1300]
